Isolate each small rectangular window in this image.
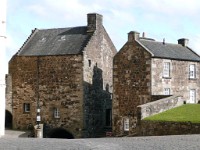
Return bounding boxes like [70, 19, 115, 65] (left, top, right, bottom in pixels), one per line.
[163, 62, 170, 78]
[54, 108, 60, 118]
[24, 103, 30, 113]
[124, 118, 129, 131]
[88, 60, 91, 67]
[189, 64, 196, 79]
[164, 88, 170, 95]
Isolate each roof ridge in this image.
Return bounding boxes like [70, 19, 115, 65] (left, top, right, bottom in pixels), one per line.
[36, 26, 87, 31]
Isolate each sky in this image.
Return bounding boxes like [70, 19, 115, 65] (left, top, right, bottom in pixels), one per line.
[5, 0, 200, 69]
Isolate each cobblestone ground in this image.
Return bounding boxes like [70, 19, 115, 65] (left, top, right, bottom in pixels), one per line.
[1, 130, 200, 150]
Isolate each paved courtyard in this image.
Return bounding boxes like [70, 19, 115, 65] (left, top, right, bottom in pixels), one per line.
[1, 130, 200, 150]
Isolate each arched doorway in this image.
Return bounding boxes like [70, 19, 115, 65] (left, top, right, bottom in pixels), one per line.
[48, 128, 74, 139]
[5, 110, 12, 129]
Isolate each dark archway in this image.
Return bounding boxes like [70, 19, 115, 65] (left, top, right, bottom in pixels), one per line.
[48, 128, 74, 139]
[5, 110, 12, 129]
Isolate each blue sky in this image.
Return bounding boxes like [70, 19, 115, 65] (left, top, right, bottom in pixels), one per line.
[6, 0, 200, 64]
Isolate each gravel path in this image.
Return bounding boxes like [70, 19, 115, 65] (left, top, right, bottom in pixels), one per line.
[1, 130, 200, 150]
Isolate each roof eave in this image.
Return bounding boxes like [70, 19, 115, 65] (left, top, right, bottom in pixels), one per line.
[152, 56, 200, 62]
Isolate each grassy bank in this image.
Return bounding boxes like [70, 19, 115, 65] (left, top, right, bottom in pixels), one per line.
[144, 104, 200, 123]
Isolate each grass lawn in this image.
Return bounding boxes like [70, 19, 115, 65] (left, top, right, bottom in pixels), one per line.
[144, 104, 200, 123]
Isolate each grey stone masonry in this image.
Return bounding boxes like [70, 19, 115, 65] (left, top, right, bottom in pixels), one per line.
[137, 95, 184, 120]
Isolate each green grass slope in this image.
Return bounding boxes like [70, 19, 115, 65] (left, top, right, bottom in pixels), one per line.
[144, 104, 200, 123]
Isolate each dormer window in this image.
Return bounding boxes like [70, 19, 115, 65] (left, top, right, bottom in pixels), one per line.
[189, 64, 196, 79]
[60, 35, 66, 40]
[58, 35, 66, 41]
[39, 37, 46, 42]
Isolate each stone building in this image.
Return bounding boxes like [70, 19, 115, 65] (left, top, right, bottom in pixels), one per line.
[112, 31, 200, 136]
[7, 13, 117, 138]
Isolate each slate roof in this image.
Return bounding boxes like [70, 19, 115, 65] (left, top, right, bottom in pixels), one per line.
[18, 26, 91, 56]
[139, 39, 200, 62]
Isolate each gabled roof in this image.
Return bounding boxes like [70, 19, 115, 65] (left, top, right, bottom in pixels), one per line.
[139, 39, 200, 62]
[18, 26, 91, 56]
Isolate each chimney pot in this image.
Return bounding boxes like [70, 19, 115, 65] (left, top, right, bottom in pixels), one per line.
[178, 38, 189, 47]
[163, 38, 165, 45]
[128, 31, 140, 42]
[87, 13, 103, 32]
[142, 32, 145, 38]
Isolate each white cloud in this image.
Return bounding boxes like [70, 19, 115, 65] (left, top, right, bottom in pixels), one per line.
[6, 0, 200, 57]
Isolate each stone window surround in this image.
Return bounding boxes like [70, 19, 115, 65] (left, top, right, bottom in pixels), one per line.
[189, 64, 196, 79]
[163, 62, 170, 78]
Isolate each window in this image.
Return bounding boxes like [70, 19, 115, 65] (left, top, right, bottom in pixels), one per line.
[163, 62, 170, 78]
[164, 88, 170, 95]
[24, 103, 30, 113]
[88, 60, 91, 67]
[189, 64, 196, 79]
[190, 89, 196, 103]
[124, 118, 129, 131]
[54, 108, 60, 118]
[105, 109, 112, 126]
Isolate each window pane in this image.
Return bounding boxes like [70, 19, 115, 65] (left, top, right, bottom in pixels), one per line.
[24, 103, 30, 112]
[124, 118, 129, 131]
[163, 62, 170, 77]
[189, 64, 195, 78]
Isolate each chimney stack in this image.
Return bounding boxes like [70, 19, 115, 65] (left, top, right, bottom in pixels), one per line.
[178, 38, 189, 47]
[87, 13, 103, 33]
[128, 31, 140, 42]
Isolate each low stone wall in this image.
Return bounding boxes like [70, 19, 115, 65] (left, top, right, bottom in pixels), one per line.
[138, 120, 200, 136]
[137, 95, 184, 119]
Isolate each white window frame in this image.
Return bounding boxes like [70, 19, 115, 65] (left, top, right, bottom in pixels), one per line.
[24, 103, 30, 112]
[189, 64, 196, 79]
[190, 89, 196, 103]
[54, 108, 60, 118]
[124, 118, 129, 131]
[164, 88, 170, 95]
[163, 62, 170, 78]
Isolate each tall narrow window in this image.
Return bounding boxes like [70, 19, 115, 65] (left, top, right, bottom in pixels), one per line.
[163, 62, 170, 78]
[164, 88, 170, 95]
[124, 118, 129, 131]
[88, 60, 91, 67]
[190, 89, 196, 103]
[189, 64, 196, 79]
[24, 103, 30, 113]
[54, 108, 60, 118]
[105, 109, 112, 126]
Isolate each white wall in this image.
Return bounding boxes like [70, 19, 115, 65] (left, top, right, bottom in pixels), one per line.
[0, 0, 7, 137]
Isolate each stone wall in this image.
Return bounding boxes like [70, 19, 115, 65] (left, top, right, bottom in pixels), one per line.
[9, 55, 84, 138]
[138, 120, 200, 136]
[152, 58, 200, 103]
[137, 95, 184, 119]
[83, 14, 117, 137]
[112, 32, 152, 136]
[5, 74, 12, 113]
